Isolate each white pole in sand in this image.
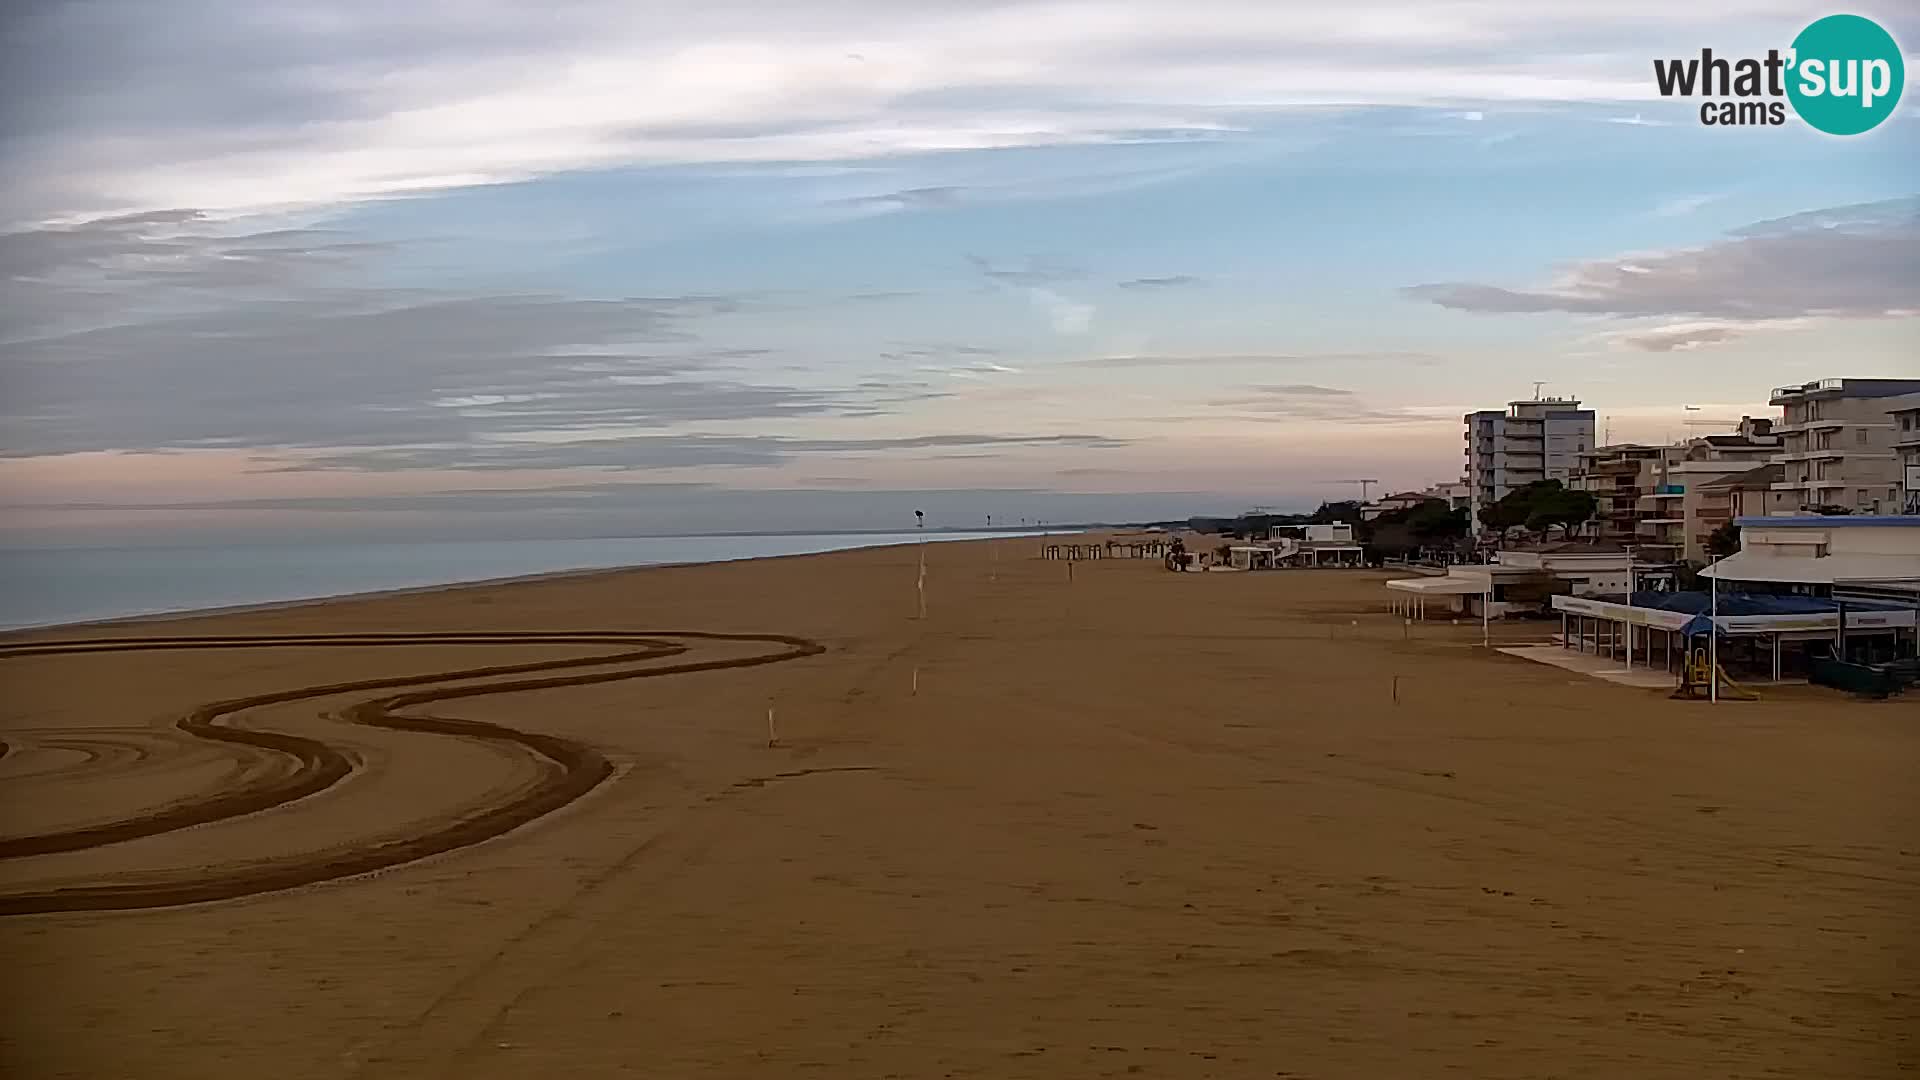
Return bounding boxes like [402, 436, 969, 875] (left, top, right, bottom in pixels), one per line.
[1708, 554, 1719, 704]
[988, 514, 997, 582]
[915, 509, 927, 620]
[1482, 587, 1491, 648]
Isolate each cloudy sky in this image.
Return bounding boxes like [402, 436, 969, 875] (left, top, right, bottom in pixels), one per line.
[1, 1, 1915, 544]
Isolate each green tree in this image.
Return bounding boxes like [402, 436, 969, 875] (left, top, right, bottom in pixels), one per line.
[1478, 480, 1594, 539]
[1310, 500, 1365, 526]
[1367, 499, 1469, 559]
[1705, 521, 1741, 558]
[1524, 487, 1597, 538]
[1406, 501, 1470, 542]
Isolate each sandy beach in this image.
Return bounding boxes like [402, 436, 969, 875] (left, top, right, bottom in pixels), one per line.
[0, 536, 1913, 1079]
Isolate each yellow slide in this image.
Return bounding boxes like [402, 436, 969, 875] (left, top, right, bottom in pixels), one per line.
[1671, 647, 1758, 700]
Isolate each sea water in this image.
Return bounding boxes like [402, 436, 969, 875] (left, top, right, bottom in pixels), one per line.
[0, 531, 1023, 630]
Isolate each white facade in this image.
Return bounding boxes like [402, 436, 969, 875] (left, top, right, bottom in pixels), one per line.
[1769, 380, 1920, 515]
[1464, 397, 1595, 529]
[1492, 549, 1633, 595]
[1889, 398, 1920, 516]
[1703, 516, 1920, 587]
[1428, 479, 1472, 511]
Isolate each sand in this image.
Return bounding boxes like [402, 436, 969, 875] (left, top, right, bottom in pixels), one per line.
[0, 535, 1913, 1078]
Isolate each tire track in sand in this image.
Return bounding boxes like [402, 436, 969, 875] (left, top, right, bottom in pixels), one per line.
[0, 630, 824, 916]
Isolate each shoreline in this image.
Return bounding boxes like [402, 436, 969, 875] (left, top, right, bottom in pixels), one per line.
[0, 530, 1062, 637]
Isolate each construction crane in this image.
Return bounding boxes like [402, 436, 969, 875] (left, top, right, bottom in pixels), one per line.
[1327, 478, 1380, 503]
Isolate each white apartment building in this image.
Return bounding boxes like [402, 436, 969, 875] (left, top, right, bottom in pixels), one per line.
[1428, 479, 1473, 512]
[1570, 418, 1783, 562]
[1464, 397, 1595, 529]
[1770, 379, 1920, 515]
[1888, 396, 1920, 515]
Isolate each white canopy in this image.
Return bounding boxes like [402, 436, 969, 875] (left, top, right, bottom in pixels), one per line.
[1700, 552, 1920, 585]
[1386, 576, 1489, 595]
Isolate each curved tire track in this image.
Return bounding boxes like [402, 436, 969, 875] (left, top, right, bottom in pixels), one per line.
[0, 630, 824, 916]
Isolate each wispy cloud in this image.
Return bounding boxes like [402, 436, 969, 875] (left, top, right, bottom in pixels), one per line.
[1597, 318, 1814, 352]
[1028, 286, 1094, 335]
[1651, 192, 1724, 217]
[1072, 350, 1441, 368]
[1117, 275, 1201, 289]
[1205, 383, 1449, 425]
[1404, 196, 1920, 321]
[0, 0, 1809, 221]
[968, 255, 1094, 335]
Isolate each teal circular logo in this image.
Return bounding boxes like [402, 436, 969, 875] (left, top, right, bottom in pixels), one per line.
[1787, 14, 1904, 135]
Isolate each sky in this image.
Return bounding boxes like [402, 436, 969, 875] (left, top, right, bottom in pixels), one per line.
[1, 1, 1915, 545]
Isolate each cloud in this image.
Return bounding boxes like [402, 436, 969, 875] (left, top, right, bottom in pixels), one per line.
[1028, 287, 1093, 335]
[965, 254, 1082, 287]
[1117, 275, 1200, 289]
[1072, 350, 1441, 367]
[832, 185, 969, 212]
[0, 208, 961, 460]
[0, 0, 1824, 221]
[967, 255, 1093, 335]
[1242, 383, 1356, 397]
[283, 432, 1130, 472]
[1651, 192, 1724, 217]
[1403, 196, 1920, 321]
[0, 209, 417, 340]
[1205, 383, 1445, 425]
[1600, 317, 1814, 352]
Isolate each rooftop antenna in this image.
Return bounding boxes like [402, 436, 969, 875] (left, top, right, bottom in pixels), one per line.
[1532, 381, 1546, 400]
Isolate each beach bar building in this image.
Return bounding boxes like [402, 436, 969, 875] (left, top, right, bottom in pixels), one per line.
[1551, 591, 1916, 681]
[1549, 516, 1920, 680]
[1230, 523, 1365, 570]
[1385, 543, 1640, 620]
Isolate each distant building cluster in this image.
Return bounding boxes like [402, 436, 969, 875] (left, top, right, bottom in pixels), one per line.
[1364, 377, 1920, 567]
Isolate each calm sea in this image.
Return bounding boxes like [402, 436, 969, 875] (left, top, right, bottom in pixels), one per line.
[0, 532, 1025, 631]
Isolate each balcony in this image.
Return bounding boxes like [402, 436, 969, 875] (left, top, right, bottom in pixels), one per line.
[1587, 459, 1640, 474]
[1778, 448, 1846, 463]
[1770, 378, 1845, 405]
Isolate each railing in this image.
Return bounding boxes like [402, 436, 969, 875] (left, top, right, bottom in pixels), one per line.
[1771, 378, 1844, 402]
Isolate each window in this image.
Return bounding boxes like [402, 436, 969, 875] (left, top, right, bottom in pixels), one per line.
[1856, 428, 1869, 446]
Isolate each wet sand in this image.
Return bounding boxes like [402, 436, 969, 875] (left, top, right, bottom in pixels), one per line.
[1, 536, 1914, 1078]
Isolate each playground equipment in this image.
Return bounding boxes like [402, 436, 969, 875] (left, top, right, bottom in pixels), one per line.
[1671, 646, 1758, 701]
